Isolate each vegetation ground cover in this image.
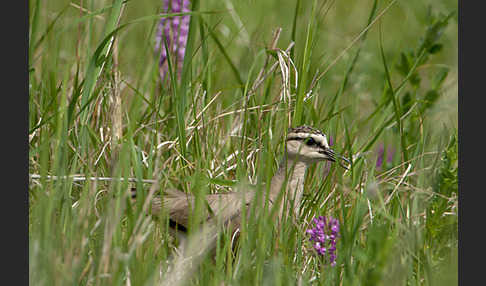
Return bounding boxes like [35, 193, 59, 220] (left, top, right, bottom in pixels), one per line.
[29, 0, 458, 285]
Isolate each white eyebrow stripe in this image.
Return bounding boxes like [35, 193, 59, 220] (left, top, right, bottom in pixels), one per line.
[287, 133, 312, 140]
[310, 134, 329, 148]
[287, 133, 329, 148]
[286, 133, 307, 139]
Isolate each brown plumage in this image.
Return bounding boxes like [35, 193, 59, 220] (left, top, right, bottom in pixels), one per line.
[148, 187, 255, 232]
[131, 125, 350, 238]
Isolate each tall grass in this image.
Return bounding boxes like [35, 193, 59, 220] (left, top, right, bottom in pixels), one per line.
[29, 0, 457, 285]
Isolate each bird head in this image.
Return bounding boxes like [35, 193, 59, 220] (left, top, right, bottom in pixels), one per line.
[285, 125, 350, 168]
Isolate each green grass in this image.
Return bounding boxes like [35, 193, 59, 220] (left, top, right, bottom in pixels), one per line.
[29, 0, 457, 285]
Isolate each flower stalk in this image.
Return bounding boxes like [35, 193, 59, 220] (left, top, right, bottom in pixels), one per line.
[155, 0, 191, 82]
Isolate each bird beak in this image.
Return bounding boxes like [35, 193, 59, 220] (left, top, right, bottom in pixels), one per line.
[320, 148, 351, 170]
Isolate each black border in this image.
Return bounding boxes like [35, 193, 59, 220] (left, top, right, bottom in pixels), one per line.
[458, 1, 481, 285]
[2, 1, 29, 285]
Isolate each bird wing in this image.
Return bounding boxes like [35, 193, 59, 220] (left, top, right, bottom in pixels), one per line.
[151, 189, 255, 231]
[206, 191, 254, 224]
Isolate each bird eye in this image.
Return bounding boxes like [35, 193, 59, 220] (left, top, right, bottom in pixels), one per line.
[306, 138, 316, 146]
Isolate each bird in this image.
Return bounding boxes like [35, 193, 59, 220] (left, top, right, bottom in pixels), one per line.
[131, 125, 350, 241]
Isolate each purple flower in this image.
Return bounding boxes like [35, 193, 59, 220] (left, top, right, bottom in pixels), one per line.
[376, 143, 395, 169]
[155, 0, 191, 82]
[306, 215, 340, 266]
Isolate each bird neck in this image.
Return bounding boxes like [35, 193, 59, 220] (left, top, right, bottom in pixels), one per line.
[269, 157, 309, 218]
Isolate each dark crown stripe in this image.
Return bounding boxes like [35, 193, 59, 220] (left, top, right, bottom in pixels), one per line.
[288, 125, 326, 137]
